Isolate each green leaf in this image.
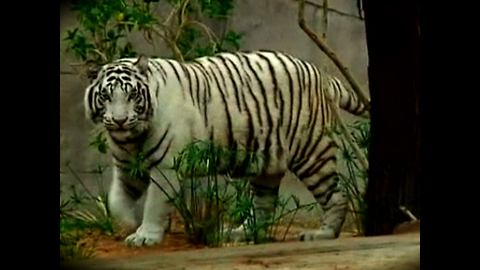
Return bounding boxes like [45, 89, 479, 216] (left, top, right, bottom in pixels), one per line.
[127, 152, 148, 179]
[200, 0, 236, 20]
[222, 30, 243, 50]
[89, 130, 108, 154]
[120, 42, 137, 58]
[64, 28, 79, 41]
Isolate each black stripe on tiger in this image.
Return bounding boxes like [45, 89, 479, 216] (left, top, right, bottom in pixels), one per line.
[266, 53, 284, 114]
[150, 61, 167, 84]
[189, 65, 201, 109]
[301, 156, 337, 182]
[307, 65, 321, 129]
[294, 140, 335, 178]
[283, 54, 303, 151]
[112, 152, 131, 166]
[235, 53, 264, 128]
[121, 181, 145, 200]
[256, 53, 282, 161]
[243, 53, 275, 164]
[307, 171, 338, 192]
[297, 57, 311, 97]
[181, 65, 195, 106]
[272, 52, 294, 133]
[224, 54, 247, 86]
[249, 181, 279, 196]
[243, 54, 274, 132]
[148, 139, 173, 170]
[217, 55, 243, 112]
[207, 58, 230, 99]
[288, 137, 303, 169]
[293, 79, 321, 169]
[165, 60, 185, 99]
[240, 83, 255, 149]
[192, 61, 213, 102]
[87, 85, 98, 117]
[202, 73, 209, 127]
[144, 124, 171, 158]
[206, 64, 234, 148]
[190, 62, 211, 127]
[302, 62, 313, 111]
[289, 66, 318, 169]
[257, 53, 280, 109]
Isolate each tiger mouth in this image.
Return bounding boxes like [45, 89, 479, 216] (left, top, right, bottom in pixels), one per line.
[104, 121, 138, 131]
[106, 126, 130, 131]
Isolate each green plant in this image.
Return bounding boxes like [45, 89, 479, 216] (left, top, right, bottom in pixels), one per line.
[146, 140, 316, 246]
[89, 128, 109, 154]
[65, 163, 115, 232]
[168, 140, 262, 246]
[65, 0, 155, 65]
[268, 195, 317, 242]
[64, 0, 243, 72]
[60, 163, 116, 261]
[60, 194, 98, 262]
[328, 119, 370, 235]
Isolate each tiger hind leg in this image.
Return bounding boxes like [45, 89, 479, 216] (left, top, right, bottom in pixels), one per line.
[295, 143, 348, 240]
[300, 188, 348, 240]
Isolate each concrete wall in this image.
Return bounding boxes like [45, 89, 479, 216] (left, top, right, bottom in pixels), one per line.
[60, 0, 369, 223]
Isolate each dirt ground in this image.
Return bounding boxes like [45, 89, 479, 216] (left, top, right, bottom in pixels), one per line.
[69, 213, 329, 259]
[61, 214, 420, 270]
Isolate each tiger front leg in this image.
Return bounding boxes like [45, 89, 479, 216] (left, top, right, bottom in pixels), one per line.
[227, 174, 283, 243]
[125, 169, 179, 247]
[109, 166, 148, 230]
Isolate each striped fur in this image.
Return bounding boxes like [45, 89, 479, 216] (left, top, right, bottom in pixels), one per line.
[85, 51, 369, 244]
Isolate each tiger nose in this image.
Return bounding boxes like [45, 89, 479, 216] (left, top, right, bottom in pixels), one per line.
[112, 117, 127, 126]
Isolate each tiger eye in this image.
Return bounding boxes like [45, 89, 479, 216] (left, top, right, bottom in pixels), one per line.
[127, 92, 137, 101]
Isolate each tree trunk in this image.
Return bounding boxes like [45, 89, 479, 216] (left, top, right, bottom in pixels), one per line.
[363, 0, 420, 236]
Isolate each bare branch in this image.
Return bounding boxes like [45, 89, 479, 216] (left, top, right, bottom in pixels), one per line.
[164, 1, 181, 28]
[298, 0, 371, 112]
[188, 20, 220, 44]
[60, 71, 76, 75]
[293, 0, 364, 20]
[322, 0, 328, 38]
[173, 0, 192, 43]
[92, 49, 108, 62]
[150, 25, 184, 61]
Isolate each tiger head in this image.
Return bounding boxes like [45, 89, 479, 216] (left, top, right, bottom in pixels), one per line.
[84, 55, 157, 141]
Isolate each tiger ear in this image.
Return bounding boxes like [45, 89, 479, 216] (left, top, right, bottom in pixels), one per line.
[134, 54, 149, 76]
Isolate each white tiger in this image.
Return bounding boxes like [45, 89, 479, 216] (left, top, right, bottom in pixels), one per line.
[84, 51, 369, 246]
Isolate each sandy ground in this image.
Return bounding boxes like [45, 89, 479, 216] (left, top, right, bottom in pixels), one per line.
[61, 216, 420, 270]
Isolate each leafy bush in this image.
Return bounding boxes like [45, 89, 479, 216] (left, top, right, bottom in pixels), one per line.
[64, 0, 243, 70]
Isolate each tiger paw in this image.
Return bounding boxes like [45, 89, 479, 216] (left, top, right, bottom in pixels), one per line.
[125, 225, 165, 247]
[299, 226, 336, 241]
